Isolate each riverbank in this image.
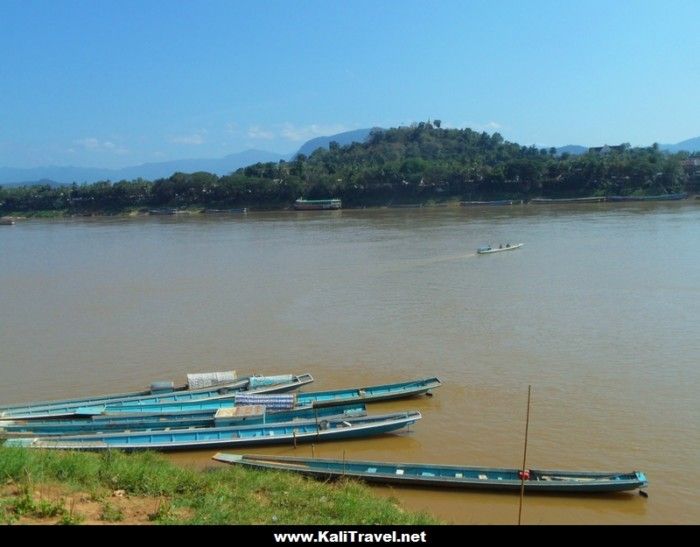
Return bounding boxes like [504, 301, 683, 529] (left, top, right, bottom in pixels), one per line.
[0, 447, 437, 525]
[0, 201, 463, 219]
[3, 194, 698, 219]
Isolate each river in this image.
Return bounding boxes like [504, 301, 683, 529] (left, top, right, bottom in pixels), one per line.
[1, 202, 698, 524]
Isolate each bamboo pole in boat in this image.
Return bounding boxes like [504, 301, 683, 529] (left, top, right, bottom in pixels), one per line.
[518, 385, 532, 525]
[314, 408, 320, 442]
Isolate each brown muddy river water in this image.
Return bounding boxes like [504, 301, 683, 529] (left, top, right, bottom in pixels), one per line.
[1, 203, 698, 524]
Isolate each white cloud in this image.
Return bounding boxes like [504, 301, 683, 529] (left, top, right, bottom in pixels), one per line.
[169, 131, 206, 145]
[73, 137, 128, 154]
[280, 123, 348, 142]
[247, 125, 275, 140]
[75, 137, 100, 149]
[224, 122, 237, 134]
[459, 121, 503, 132]
[245, 123, 351, 142]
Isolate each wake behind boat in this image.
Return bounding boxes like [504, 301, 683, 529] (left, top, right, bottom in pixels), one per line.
[477, 243, 523, 254]
[212, 453, 648, 494]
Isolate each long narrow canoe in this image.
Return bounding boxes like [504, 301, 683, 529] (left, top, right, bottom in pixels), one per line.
[0, 370, 244, 411]
[0, 404, 367, 436]
[530, 197, 605, 204]
[4, 411, 421, 451]
[1, 373, 314, 420]
[477, 243, 523, 254]
[296, 377, 441, 409]
[460, 200, 523, 206]
[7, 377, 441, 419]
[211, 454, 648, 494]
[607, 193, 688, 202]
[108, 376, 440, 414]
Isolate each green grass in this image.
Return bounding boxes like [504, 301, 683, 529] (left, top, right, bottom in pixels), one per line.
[99, 501, 124, 522]
[0, 447, 438, 524]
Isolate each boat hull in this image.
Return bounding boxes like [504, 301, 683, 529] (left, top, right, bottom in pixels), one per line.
[477, 244, 523, 254]
[607, 193, 688, 202]
[294, 199, 342, 210]
[212, 454, 648, 493]
[0, 404, 367, 436]
[4, 377, 441, 419]
[5, 411, 421, 451]
[530, 197, 605, 204]
[460, 200, 523, 206]
[0, 374, 314, 420]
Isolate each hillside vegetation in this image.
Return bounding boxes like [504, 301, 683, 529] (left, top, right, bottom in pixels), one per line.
[2, 122, 697, 214]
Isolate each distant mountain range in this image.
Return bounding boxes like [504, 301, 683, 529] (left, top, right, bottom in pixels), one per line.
[1, 129, 698, 186]
[555, 145, 588, 155]
[659, 136, 700, 153]
[296, 128, 376, 157]
[0, 129, 377, 186]
[0, 149, 285, 186]
[557, 137, 700, 155]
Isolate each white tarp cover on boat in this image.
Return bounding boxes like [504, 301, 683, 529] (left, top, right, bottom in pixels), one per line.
[248, 374, 294, 389]
[234, 393, 295, 410]
[187, 371, 237, 389]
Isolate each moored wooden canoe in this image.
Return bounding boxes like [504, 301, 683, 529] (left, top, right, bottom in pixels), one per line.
[211, 453, 648, 493]
[4, 411, 421, 451]
[0, 373, 314, 419]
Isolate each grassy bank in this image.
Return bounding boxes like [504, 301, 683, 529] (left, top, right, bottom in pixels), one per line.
[0, 447, 438, 525]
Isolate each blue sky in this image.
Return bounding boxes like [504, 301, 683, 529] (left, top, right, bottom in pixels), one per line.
[1, 0, 699, 168]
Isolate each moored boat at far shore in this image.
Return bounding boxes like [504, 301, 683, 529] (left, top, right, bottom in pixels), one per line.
[294, 198, 341, 210]
[530, 197, 605, 203]
[606, 193, 688, 202]
[460, 200, 523, 206]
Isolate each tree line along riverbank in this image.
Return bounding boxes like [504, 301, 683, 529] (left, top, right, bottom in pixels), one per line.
[2, 124, 699, 216]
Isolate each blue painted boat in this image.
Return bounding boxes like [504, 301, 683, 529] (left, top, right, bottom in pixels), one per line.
[4, 411, 421, 451]
[530, 197, 605, 203]
[294, 377, 441, 409]
[0, 373, 314, 419]
[460, 200, 523, 206]
[607, 193, 688, 202]
[6, 377, 441, 419]
[0, 371, 237, 411]
[0, 404, 367, 436]
[203, 208, 247, 214]
[211, 454, 648, 494]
